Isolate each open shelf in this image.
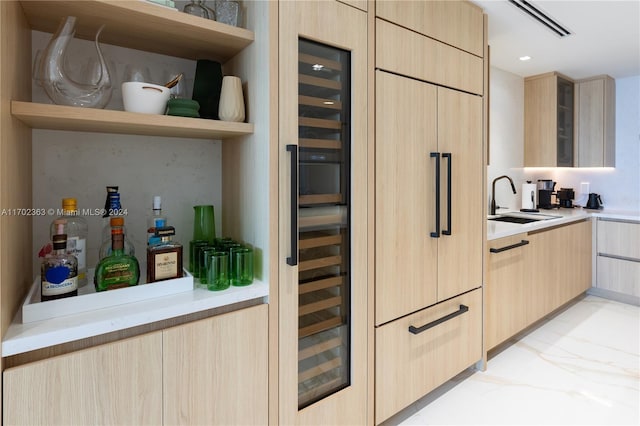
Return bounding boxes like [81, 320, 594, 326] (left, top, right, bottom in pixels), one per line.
[20, 0, 254, 62]
[12, 101, 254, 139]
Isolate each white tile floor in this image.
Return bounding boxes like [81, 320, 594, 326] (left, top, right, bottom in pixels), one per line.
[387, 295, 640, 425]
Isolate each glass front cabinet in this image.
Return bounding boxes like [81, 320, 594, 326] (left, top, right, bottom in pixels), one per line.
[278, 1, 369, 424]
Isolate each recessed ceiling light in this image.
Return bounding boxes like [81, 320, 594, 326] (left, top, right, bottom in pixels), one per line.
[323, 101, 335, 105]
[519, 56, 532, 61]
[312, 64, 324, 71]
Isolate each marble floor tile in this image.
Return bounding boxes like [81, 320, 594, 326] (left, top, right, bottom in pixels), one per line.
[390, 295, 639, 426]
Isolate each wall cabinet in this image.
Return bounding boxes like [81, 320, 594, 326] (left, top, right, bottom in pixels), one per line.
[524, 72, 574, 167]
[486, 220, 592, 351]
[575, 75, 616, 167]
[3, 305, 268, 425]
[595, 219, 640, 299]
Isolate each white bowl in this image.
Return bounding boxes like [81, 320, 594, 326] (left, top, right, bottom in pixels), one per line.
[122, 81, 170, 114]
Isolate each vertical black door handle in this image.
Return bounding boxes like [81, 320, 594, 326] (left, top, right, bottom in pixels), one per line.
[442, 153, 452, 236]
[286, 144, 298, 266]
[430, 152, 440, 238]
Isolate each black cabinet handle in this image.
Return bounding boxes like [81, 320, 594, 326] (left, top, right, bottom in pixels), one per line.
[409, 304, 469, 335]
[286, 144, 298, 266]
[430, 152, 440, 238]
[489, 239, 530, 253]
[442, 152, 452, 236]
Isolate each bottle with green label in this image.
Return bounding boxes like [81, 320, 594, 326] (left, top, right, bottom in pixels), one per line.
[94, 225, 140, 292]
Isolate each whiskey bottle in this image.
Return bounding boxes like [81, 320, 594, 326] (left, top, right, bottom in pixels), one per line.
[41, 234, 78, 301]
[147, 226, 183, 283]
[98, 216, 135, 260]
[50, 198, 88, 288]
[95, 227, 140, 291]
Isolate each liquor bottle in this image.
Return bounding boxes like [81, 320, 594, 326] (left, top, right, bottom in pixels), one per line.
[101, 190, 125, 243]
[147, 226, 183, 283]
[41, 233, 78, 301]
[95, 227, 140, 291]
[147, 195, 167, 245]
[98, 217, 135, 260]
[50, 198, 88, 287]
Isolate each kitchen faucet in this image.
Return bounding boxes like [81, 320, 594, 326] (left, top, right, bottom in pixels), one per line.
[491, 175, 517, 216]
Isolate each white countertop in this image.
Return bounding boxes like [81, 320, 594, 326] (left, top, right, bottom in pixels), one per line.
[487, 208, 640, 240]
[2, 281, 268, 357]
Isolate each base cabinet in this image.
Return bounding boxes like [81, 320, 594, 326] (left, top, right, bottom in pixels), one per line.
[3, 332, 163, 426]
[375, 289, 482, 423]
[595, 219, 640, 298]
[486, 220, 592, 351]
[2, 305, 268, 426]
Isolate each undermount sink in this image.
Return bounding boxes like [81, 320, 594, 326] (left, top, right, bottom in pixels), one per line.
[488, 212, 562, 224]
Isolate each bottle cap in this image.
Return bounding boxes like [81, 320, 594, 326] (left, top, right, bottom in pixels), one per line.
[153, 196, 162, 210]
[110, 217, 125, 226]
[62, 198, 77, 211]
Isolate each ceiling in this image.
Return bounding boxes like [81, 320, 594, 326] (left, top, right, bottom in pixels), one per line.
[472, 0, 640, 79]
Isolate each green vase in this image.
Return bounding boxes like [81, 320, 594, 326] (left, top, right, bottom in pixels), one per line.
[193, 205, 216, 243]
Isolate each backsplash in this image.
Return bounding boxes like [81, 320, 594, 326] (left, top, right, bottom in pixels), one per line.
[489, 68, 640, 213]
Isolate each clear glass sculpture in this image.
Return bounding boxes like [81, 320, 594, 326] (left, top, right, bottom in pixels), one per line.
[36, 16, 112, 109]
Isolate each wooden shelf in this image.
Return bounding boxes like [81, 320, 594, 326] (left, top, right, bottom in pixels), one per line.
[12, 101, 254, 140]
[20, 0, 254, 62]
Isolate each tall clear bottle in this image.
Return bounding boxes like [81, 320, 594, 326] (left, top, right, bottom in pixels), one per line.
[147, 195, 167, 245]
[50, 198, 88, 287]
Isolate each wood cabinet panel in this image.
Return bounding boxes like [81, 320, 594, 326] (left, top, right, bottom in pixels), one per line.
[597, 256, 640, 297]
[375, 71, 438, 326]
[575, 75, 615, 167]
[163, 304, 268, 426]
[3, 332, 162, 426]
[375, 288, 482, 423]
[485, 234, 530, 350]
[375, 19, 483, 95]
[436, 87, 484, 301]
[375, 0, 484, 57]
[597, 220, 640, 259]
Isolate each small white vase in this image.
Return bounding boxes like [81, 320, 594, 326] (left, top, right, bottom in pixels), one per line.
[218, 76, 245, 122]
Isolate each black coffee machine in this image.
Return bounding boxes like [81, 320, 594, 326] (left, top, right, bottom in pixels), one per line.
[557, 188, 575, 208]
[537, 179, 556, 209]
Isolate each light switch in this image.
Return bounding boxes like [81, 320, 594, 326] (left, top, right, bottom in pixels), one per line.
[580, 182, 590, 194]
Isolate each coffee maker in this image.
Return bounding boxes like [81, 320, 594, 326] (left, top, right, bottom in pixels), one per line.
[557, 188, 575, 208]
[537, 179, 556, 209]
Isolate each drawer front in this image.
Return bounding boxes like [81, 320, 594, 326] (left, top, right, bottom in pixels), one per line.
[597, 220, 640, 259]
[376, 0, 484, 57]
[376, 19, 483, 95]
[597, 256, 640, 297]
[375, 288, 482, 423]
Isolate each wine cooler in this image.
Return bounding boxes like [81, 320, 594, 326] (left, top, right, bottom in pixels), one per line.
[290, 38, 352, 409]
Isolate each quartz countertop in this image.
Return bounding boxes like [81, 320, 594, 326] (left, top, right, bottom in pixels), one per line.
[2, 280, 268, 357]
[487, 208, 640, 240]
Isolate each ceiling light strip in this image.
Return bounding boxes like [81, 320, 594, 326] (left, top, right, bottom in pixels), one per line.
[509, 0, 572, 37]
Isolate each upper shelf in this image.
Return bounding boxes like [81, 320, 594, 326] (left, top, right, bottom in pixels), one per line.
[12, 101, 254, 139]
[20, 0, 254, 62]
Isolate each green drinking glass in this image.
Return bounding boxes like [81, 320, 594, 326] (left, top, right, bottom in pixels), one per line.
[207, 251, 230, 291]
[230, 247, 253, 286]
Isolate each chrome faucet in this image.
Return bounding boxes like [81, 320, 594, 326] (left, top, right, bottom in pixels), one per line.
[491, 175, 517, 216]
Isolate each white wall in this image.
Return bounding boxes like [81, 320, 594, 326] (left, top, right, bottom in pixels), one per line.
[489, 67, 640, 213]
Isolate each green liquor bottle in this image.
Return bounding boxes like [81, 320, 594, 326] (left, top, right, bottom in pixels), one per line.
[94, 226, 140, 291]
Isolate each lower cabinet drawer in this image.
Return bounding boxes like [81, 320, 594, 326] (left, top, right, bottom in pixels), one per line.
[597, 256, 640, 297]
[375, 288, 482, 423]
[597, 220, 640, 259]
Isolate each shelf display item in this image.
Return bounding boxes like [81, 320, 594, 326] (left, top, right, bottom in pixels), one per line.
[192, 60, 223, 119]
[218, 76, 245, 122]
[50, 198, 88, 287]
[36, 16, 112, 108]
[147, 226, 183, 283]
[183, 0, 211, 19]
[215, 0, 241, 26]
[41, 233, 78, 302]
[95, 225, 140, 291]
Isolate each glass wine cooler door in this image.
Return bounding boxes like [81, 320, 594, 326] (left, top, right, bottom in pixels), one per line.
[295, 38, 351, 409]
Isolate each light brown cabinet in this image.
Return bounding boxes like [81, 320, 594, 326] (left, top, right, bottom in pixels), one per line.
[3, 332, 163, 425]
[595, 219, 640, 298]
[3, 305, 268, 426]
[486, 220, 592, 351]
[575, 75, 616, 167]
[524, 72, 575, 167]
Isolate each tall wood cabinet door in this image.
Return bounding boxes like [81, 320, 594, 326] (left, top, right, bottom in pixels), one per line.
[163, 305, 268, 426]
[278, 1, 368, 424]
[3, 332, 162, 426]
[375, 71, 438, 325]
[436, 87, 483, 301]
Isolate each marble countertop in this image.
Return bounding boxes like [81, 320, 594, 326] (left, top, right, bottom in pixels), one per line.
[2, 280, 268, 357]
[487, 208, 640, 240]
